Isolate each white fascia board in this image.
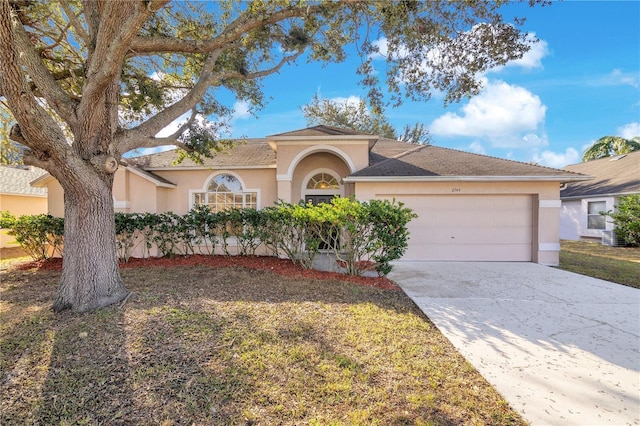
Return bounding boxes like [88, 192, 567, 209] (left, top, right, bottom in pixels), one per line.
[343, 175, 594, 183]
[126, 166, 176, 188]
[560, 190, 640, 200]
[143, 165, 276, 171]
[30, 173, 55, 187]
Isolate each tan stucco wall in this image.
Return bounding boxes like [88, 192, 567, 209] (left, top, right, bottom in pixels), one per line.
[152, 168, 278, 214]
[354, 180, 562, 265]
[290, 152, 350, 203]
[0, 194, 48, 248]
[45, 180, 65, 218]
[274, 141, 368, 177]
[113, 167, 128, 207]
[273, 140, 370, 203]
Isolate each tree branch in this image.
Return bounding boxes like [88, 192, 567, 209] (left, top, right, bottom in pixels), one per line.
[117, 49, 223, 152]
[9, 9, 78, 125]
[79, 1, 165, 125]
[117, 43, 305, 154]
[59, 0, 89, 45]
[128, 3, 325, 56]
[0, 0, 72, 166]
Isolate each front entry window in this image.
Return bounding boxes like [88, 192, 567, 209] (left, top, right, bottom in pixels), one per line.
[193, 174, 257, 212]
[307, 173, 339, 190]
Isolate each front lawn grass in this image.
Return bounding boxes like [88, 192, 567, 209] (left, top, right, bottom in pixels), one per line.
[0, 261, 524, 425]
[558, 240, 640, 288]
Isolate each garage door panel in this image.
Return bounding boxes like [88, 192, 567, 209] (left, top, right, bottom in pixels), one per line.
[393, 194, 533, 261]
[424, 227, 531, 244]
[409, 243, 531, 262]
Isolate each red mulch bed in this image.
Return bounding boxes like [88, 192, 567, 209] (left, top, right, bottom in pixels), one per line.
[17, 255, 399, 290]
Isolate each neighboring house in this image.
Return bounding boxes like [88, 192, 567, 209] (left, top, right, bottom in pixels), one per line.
[32, 125, 588, 265]
[0, 165, 48, 248]
[560, 150, 640, 244]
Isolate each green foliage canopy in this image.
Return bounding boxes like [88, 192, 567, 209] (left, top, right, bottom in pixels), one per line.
[302, 94, 432, 144]
[1, 0, 542, 168]
[582, 136, 640, 162]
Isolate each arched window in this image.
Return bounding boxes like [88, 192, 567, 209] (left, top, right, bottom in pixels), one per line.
[306, 172, 340, 190]
[193, 173, 257, 212]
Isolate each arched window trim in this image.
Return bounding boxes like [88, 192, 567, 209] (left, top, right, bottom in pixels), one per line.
[301, 168, 343, 198]
[189, 171, 260, 211]
[306, 172, 340, 190]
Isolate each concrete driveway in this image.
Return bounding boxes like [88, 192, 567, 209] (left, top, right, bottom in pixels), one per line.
[388, 262, 640, 425]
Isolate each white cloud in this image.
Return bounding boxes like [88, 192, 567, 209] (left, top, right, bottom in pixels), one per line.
[511, 37, 548, 70]
[155, 112, 190, 138]
[124, 145, 175, 158]
[429, 80, 547, 148]
[231, 100, 252, 121]
[589, 69, 639, 88]
[330, 95, 364, 108]
[532, 147, 580, 168]
[493, 34, 548, 71]
[370, 37, 388, 59]
[617, 122, 640, 139]
[466, 141, 486, 155]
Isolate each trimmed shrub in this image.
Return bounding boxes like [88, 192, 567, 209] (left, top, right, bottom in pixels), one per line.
[4, 198, 417, 276]
[605, 194, 640, 246]
[4, 214, 64, 260]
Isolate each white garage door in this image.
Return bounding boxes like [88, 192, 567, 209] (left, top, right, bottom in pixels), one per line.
[395, 195, 533, 261]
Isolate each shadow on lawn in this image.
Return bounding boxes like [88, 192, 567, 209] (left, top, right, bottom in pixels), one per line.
[1, 265, 472, 425]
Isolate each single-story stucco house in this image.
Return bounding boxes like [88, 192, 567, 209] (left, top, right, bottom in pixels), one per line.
[32, 125, 589, 265]
[0, 165, 48, 248]
[560, 150, 640, 245]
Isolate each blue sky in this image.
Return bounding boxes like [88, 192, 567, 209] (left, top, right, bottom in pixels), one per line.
[158, 1, 640, 169]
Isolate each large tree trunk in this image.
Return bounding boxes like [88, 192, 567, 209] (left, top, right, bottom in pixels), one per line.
[53, 169, 128, 313]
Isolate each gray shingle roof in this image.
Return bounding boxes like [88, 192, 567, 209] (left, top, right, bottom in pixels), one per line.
[0, 166, 47, 196]
[127, 138, 275, 169]
[125, 127, 586, 182]
[351, 142, 584, 180]
[560, 151, 640, 198]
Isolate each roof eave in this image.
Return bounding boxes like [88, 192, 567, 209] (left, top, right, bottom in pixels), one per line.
[0, 191, 47, 198]
[343, 175, 593, 183]
[560, 190, 640, 200]
[126, 166, 176, 188]
[30, 173, 54, 187]
[142, 164, 277, 171]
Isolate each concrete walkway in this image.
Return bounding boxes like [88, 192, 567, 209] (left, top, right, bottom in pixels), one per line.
[388, 262, 640, 425]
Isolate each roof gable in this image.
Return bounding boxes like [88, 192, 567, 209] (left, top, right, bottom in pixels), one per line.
[127, 138, 275, 169]
[268, 125, 374, 137]
[561, 151, 640, 198]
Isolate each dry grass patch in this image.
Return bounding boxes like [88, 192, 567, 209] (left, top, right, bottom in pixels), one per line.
[1, 259, 525, 425]
[558, 240, 640, 288]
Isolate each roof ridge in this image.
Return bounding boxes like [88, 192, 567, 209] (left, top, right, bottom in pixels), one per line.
[361, 142, 427, 169]
[390, 143, 426, 159]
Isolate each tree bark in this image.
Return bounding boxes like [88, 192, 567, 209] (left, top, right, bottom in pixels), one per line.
[53, 170, 128, 313]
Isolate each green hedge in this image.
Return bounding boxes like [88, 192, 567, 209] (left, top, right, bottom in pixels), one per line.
[1, 198, 416, 276]
[0, 212, 64, 260]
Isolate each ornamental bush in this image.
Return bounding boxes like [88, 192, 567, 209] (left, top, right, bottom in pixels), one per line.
[3, 213, 64, 260]
[4, 198, 417, 275]
[605, 194, 640, 246]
